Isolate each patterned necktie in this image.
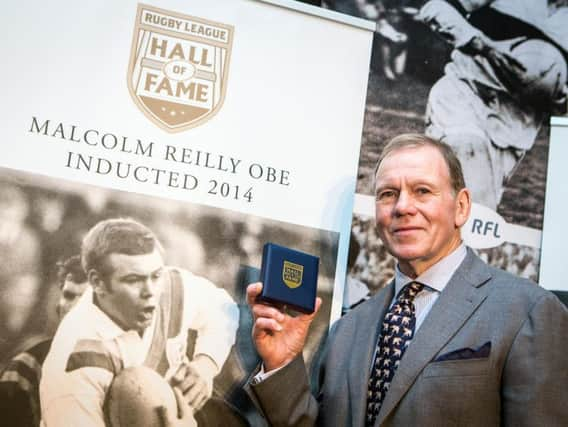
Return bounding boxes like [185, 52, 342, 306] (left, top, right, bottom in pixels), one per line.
[366, 281, 424, 427]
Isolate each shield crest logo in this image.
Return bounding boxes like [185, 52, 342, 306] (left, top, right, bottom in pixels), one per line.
[128, 4, 233, 132]
[282, 261, 304, 289]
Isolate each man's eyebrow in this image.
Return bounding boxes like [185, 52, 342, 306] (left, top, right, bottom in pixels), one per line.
[374, 179, 396, 191]
[119, 272, 145, 279]
[412, 181, 435, 188]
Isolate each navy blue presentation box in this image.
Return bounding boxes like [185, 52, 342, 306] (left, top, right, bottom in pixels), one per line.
[258, 242, 319, 314]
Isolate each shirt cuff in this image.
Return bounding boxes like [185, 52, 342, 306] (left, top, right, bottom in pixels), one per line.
[250, 363, 287, 385]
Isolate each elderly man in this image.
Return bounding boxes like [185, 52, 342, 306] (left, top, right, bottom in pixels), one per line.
[247, 133, 568, 426]
[40, 218, 239, 426]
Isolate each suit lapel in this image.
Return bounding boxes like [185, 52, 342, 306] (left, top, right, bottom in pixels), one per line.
[375, 250, 492, 426]
[349, 282, 394, 427]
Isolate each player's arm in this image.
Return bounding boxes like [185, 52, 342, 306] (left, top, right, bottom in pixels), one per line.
[418, 0, 484, 48]
[418, 0, 526, 91]
[183, 273, 239, 369]
[170, 271, 239, 409]
[41, 368, 111, 427]
[501, 293, 568, 425]
[466, 34, 528, 92]
[0, 375, 38, 427]
[169, 354, 218, 410]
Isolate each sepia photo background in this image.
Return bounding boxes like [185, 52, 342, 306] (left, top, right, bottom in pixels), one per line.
[0, 167, 339, 425]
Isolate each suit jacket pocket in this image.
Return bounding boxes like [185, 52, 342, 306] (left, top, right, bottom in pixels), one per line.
[422, 357, 489, 378]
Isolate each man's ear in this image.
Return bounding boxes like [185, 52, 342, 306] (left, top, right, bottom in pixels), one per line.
[455, 188, 471, 228]
[89, 269, 106, 296]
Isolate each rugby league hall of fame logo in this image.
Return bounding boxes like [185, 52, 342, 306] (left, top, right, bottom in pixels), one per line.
[282, 261, 304, 289]
[128, 4, 234, 132]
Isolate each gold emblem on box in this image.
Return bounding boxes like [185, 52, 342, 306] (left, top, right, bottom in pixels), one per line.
[282, 261, 303, 289]
[128, 4, 233, 132]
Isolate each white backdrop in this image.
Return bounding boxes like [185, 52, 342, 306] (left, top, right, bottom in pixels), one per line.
[539, 116, 568, 291]
[0, 0, 375, 319]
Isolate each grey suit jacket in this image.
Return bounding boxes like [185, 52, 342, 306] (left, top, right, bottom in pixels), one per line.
[250, 249, 568, 426]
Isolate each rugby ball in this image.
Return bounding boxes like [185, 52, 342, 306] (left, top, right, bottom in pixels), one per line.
[105, 366, 177, 427]
[511, 39, 567, 104]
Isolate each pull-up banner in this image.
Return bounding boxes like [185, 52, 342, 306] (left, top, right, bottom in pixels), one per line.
[0, 1, 374, 425]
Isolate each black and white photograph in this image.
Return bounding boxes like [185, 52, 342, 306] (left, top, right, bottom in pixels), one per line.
[0, 167, 339, 426]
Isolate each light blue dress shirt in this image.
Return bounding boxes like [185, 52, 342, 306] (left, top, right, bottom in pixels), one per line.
[393, 243, 467, 332]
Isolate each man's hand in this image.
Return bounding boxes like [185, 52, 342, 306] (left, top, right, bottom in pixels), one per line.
[468, 35, 527, 92]
[157, 387, 197, 427]
[169, 355, 217, 411]
[246, 282, 322, 372]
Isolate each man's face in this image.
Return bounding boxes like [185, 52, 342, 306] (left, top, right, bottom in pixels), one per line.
[57, 277, 88, 319]
[96, 249, 165, 334]
[374, 145, 470, 276]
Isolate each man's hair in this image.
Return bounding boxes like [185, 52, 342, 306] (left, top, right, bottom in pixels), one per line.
[81, 218, 163, 277]
[374, 133, 466, 195]
[56, 255, 87, 287]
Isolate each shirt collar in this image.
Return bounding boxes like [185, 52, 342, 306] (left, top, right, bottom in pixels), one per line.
[394, 243, 467, 296]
